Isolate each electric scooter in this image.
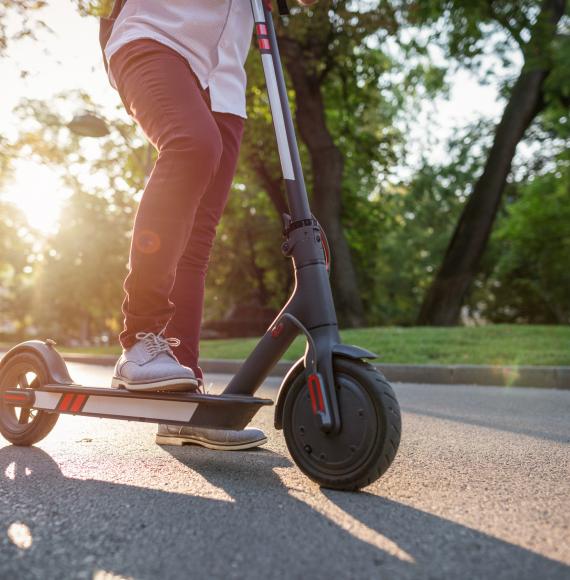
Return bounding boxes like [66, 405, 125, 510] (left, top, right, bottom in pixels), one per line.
[0, 0, 401, 490]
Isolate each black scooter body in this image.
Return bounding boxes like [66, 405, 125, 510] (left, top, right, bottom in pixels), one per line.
[0, 0, 402, 491]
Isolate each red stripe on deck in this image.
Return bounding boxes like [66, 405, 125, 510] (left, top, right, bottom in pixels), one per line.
[70, 394, 87, 413]
[59, 393, 75, 412]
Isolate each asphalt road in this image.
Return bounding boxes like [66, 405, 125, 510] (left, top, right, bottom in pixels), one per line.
[1, 363, 569, 580]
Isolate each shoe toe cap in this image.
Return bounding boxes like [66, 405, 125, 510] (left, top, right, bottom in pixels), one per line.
[117, 357, 196, 383]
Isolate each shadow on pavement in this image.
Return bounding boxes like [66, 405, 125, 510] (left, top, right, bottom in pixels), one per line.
[323, 490, 568, 579]
[402, 405, 570, 444]
[0, 445, 567, 579]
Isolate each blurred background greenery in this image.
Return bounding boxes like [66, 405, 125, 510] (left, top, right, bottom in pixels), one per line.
[0, 0, 568, 351]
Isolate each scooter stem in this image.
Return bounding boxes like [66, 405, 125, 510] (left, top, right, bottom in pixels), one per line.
[250, 0, 312, 221]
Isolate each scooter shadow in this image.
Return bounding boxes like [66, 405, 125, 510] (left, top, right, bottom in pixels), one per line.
[0, 445, 567, 580]
[167, 445, 569, 579]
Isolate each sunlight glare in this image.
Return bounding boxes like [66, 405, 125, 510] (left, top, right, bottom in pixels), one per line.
[274, 468, 415, 564]
[7, 522, 33, 550]
[93, 571, 135, 580]
[5, 462, 15, 480]
[3, 161, 69, 234]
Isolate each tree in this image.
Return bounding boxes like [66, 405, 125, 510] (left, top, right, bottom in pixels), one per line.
[0, 201, 35, 337]
[0, 1, 49, 56]
[471, 160, 570, 323]
[368, 120, 491, 324]
[204, 183, 291, 322]
[417, 0, 568, 325]
[244, 1, 408, 326]
[9, 91, 143, 341]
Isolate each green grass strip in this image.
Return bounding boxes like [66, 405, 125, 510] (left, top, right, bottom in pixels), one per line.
[9, 324, 568, 366]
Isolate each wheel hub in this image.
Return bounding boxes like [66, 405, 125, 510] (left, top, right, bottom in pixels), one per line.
[289, 373, 378, 475]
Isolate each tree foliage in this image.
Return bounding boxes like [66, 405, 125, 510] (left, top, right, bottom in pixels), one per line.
[416, 0, 568, 324]
[474, 158, 570, 323]
[0, 0, 568, 343]
[6, 91, 142, 341]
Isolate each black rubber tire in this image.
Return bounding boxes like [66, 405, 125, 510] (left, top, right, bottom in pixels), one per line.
[283, 357, 401, 491]
[0, 352, 59, 446]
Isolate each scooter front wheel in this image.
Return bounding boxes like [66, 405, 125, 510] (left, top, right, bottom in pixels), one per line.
[283, 357, 401, 490]
[0, 352, 59, 446]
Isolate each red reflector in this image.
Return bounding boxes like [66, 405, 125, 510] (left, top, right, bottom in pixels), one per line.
[315, 381, 325, 411]
[4, 393, 28, 402]
[256, 23, 268, 36]
[271, 322, 284, 338]
[308, 380, 318, 414]
[258, 38, 270, 51]
[308, 374, 324, 414]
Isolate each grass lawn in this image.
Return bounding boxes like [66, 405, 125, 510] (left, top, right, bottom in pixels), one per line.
[5, 325, 568, 366]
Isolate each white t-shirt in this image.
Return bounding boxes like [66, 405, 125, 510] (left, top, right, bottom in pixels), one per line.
[105, 0, 255, 119]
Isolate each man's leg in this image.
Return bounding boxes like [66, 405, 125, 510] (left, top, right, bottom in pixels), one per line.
[109, 39, 223, 390]
[165, 112, 244, 373]
[112, 39, 224, 347]
[159, 114, 267, 450]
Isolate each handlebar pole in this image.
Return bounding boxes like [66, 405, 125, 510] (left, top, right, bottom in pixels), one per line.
[250, 0, 312, 221]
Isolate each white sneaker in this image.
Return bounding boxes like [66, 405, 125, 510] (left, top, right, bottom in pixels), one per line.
[111, 331, 199, 392]
[155, 424, 267, 450]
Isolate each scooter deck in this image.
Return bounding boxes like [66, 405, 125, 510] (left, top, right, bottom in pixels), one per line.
[3, 384, 273, 430]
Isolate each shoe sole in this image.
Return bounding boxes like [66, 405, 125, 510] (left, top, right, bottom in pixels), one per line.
[155, 434, 268, 451]
[111, 376, 199, 392]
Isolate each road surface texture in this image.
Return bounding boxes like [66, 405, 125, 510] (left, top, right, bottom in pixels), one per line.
[1, 362, 568, 579]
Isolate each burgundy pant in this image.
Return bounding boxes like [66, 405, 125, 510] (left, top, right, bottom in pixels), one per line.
[110, 39, 244, 371]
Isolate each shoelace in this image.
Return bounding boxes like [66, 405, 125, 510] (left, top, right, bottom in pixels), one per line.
[135, 331, 180, 358]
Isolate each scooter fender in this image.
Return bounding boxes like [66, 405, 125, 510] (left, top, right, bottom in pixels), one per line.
[0, 340, 73, 385]
[274, 358, 305, 430]
[273, 344, 378, 430]
[330, 344, 378, 361]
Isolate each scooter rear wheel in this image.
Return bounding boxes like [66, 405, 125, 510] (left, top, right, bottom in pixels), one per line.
[0, 352, 59, 446]
[283, 357, 401, 490]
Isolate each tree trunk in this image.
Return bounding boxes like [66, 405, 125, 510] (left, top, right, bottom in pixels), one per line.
[417, 0, 565, 326]
[281, 40, 364, 327]
[248, 153, 289, 217]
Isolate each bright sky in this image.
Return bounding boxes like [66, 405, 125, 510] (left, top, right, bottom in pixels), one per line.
[0, 1, 128, 233]
[0, 0, 509, 234]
